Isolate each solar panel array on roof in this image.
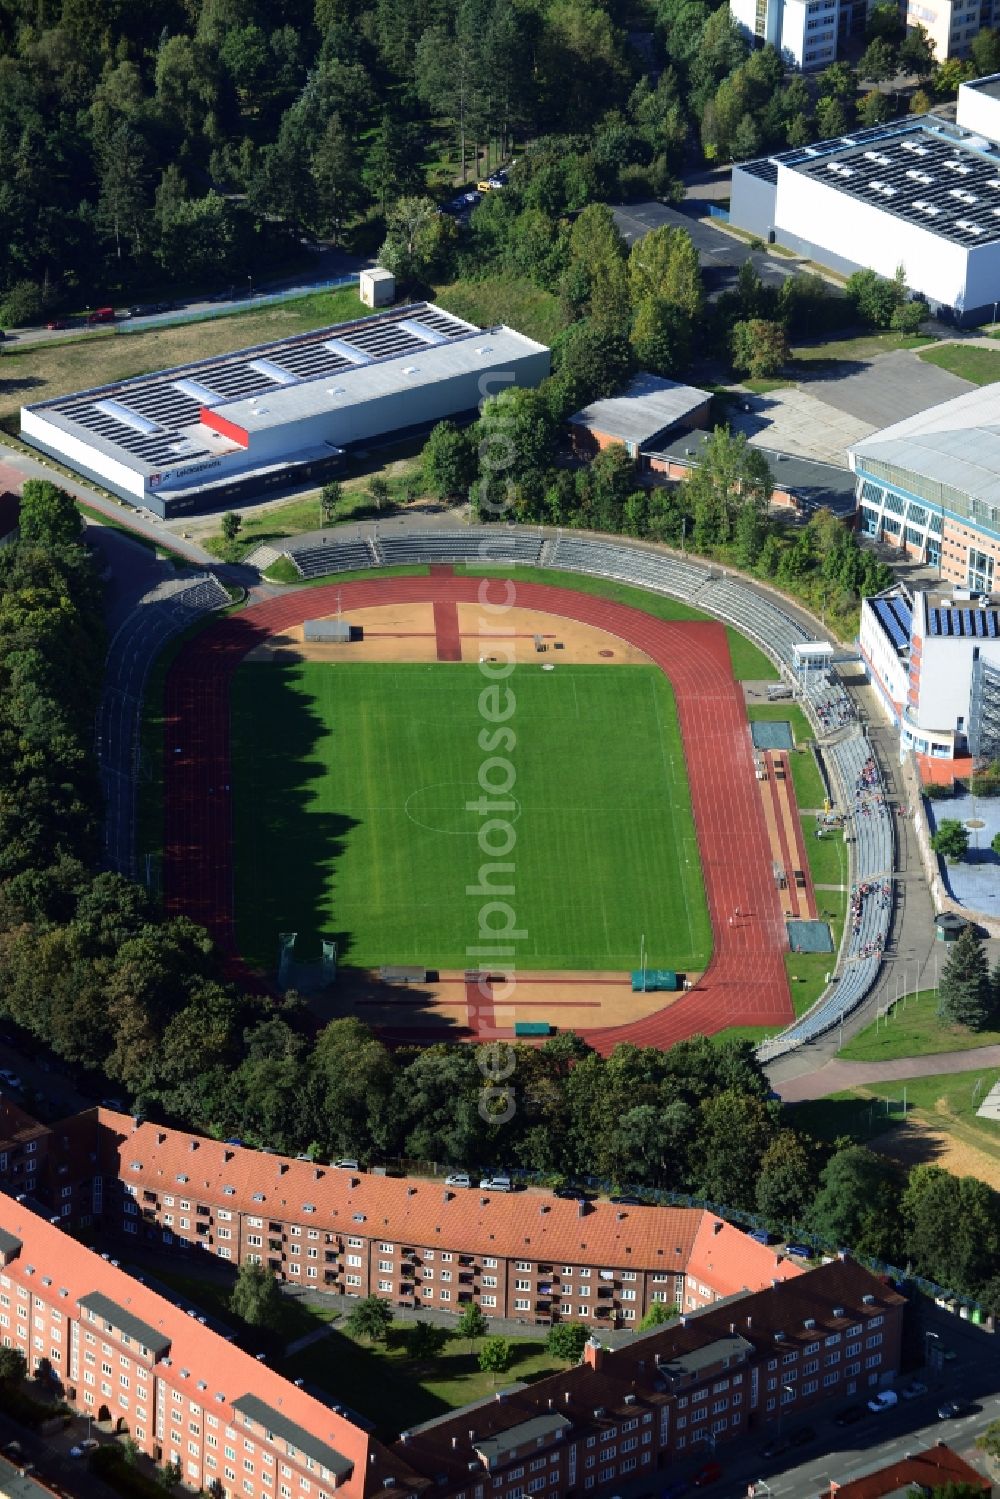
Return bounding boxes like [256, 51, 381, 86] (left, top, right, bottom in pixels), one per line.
[794, 126, 1000, 244]
[873, 598, 909, 651]
[33, 303, 477, 475]
[928, 606, 1000, 637]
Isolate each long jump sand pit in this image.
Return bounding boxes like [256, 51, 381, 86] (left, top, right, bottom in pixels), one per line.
[334, 966, 697, 1040]
[245, 602, 654, 666]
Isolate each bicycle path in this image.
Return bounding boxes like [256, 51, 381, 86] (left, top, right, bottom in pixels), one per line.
[778, 1043, 1000, 1102]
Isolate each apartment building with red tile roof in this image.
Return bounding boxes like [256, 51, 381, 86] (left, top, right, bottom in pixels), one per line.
[55, 1111, 803, 1329]
[0, 1099, 49, 1199]
[818, 1440, 990, 1498]
[0, 1202, 415, 1499]
[388, 1258, 906, 1499]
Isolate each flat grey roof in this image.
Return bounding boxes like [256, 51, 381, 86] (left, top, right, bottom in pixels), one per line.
[232, 1394, 352, 1478]
[967, 74, 1000, 100]
[23, 304, 546, 479]
[570, 373, 710, 446]
[78, 1291, 171, 1356]
[473, 1413, 571, 1463]
[851, 382, 1000, 508]
[657, 1334, 753, 1381]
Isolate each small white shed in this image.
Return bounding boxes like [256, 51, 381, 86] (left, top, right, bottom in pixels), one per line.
[359, 268, 396, 308]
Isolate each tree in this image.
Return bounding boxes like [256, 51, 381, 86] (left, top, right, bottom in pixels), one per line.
[898, 23, 936, 77]
[991, 831, 1000, 857]
[731, 319, 788, 379]
[931, 818, 970, 863]
[910, 89, 932, 115]
[857, 89, 893, 127]
[311, 115, 363, 242]
[846, 268, 904, 328]
[320, 482, 343, 525]
[405, 1321, 448, 1360]
[697, 1089, 777, 1208]
[859, 38, 897, 83]
[937, 926, 994, 1029]
[361, 114, 425, 215]
[756, 1130, 818, 1222]
[159, 1461, 183, 1489]
[891, 299, 929, 333]
[630, 297, 687, 376]
[867, 0, 904, 41]
[368, 477, 390, 511]
[547, 1323, 589, 1361]
[220, 512, 242, 544]
[423, 422, 476, 501]
[0, 1347, 26, 1386]
[378, 197, 456, 286]
[816, 97, 850, 138]
[681, 426, 773, 551]
[978, 1417, 1000, 1458]
[901, 1164, 1000, 1291]
[456, 1301, 488, 1347]
[970, 27, 1000, 76]
[808, 1145, 900, 1259]
[0, 281, 46, 328]
[639, 1302, 679, 1330]
[478, 1335, 512, 1381]
[229, 1260, 284, 1332]
[347, 1296, 393, 1344]
[627, 225, 703, 320]
[18, 481, 82, 548]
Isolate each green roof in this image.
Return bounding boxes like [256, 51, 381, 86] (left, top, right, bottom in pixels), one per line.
[232, 1395, 353, 1479]
[77, 1292, 170, 1357]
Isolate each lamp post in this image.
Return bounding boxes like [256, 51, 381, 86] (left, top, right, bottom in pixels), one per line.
[776, 1383, 795, 1437]
[924, 1329, 941, 1384]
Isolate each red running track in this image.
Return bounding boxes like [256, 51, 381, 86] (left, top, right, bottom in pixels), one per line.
[163, 575, 793, 1050]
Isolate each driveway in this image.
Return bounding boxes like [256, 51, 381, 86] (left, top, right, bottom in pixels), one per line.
[610, 200, 803, 299]
[801, 347, 975, 427]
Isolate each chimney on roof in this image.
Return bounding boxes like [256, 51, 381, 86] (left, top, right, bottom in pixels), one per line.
[583, 1337, 604, 1372]
[351, 1177, 360, 1188]
[577, 1201, 588, 1218]
[280, 1163, 289, 1175]
[157, 1132, 166, 1145]
[224, 1151, 234, 1163]
[189, 1140, 198, 1151]
[443, 1191, 453, 1202]
[713, 1221, 723, 1235]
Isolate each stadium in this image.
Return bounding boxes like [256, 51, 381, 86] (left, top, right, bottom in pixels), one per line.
[141, 530, 895, 1058]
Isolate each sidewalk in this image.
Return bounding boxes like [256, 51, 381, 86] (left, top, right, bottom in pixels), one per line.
[778, 1043, 1000, 1102]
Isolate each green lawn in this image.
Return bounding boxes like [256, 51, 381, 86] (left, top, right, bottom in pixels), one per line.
[918, 343, 1000, 385]
[746, 703, 825, 807]
[434, 276, 564, 347]
[283, 1324, 571, 1438]
[839, 987, 1000, 1061]
[800, 820, 849, 887]
[790, 1067, 1000, 1163]
[231, 661, 711, 971]
[0, 287, 372, 427]
[469, 565, 780, 681]
[791, 331, 935, 366]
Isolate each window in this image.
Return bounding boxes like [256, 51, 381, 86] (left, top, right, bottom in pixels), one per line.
[968, 548, 994, 592]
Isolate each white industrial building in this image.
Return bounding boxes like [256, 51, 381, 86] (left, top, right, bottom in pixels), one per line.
[860, 584, 1000, 769]
[730, 76, 1000, 322]
[729, 0, 842, 69]
[20, 304, 550, 518]
[907, 0, 1000, 59]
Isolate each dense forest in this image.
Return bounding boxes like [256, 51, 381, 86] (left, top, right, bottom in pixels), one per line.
[5, 0, 1000, 323]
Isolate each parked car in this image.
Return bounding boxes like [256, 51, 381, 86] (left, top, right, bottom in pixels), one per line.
[867, 1390, 899, 1413]
[0, 1069, 23, 1089]
[937, 1400, 965, 1419]
[610, 1194, 647, 1206]
[444, 1173, 471, 1188]
[659, 1480, 689, 1499]
[70, 1440, 99, 1458]
[479, 1175, 513, 1192]
[833, 1405, 866, 1427]
[748, 1228, 771, 1244]
[785, 1243, 812, 1258]
[127, 304, 157, 317]
[691, 1462, 722, 1488]
[760, 1435, 791, 1460]
[333, 1158, 360, 1171]
[789, 1425, 816, 1448]
[902, 1381, 928, 1400]
[46, 319, 68, 330]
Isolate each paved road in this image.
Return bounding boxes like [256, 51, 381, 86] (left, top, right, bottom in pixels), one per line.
[777, 1043, 1000, 1102]
[610, 200, 805, 299]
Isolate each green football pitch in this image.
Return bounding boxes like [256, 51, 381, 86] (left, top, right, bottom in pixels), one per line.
[231, 662, 711, 972]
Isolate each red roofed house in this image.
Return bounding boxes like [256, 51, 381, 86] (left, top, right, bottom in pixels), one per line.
[0, 1203, 417, 1499]
[51, 1110, 804, 1331]
[818, 1441, 990, 1499]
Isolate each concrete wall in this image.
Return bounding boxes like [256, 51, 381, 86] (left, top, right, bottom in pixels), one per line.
[913, 630, 1000, 731]
[958, 78, 1000, 133]
[729, 166, 779, 239]
[773, 165, 974, 311]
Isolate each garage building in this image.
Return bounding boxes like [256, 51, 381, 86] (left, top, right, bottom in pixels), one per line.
[20, 303, 550, 518]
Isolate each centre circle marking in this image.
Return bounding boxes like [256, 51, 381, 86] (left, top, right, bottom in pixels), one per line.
[404, 782, 523, 836]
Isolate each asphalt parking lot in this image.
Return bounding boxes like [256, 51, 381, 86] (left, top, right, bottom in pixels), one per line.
[610, 200, 804, 299]
[801, 346, 975, 427]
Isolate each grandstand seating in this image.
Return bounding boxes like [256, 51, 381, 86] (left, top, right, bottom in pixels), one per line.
[547, 535, 710, 603]
[376, 529, 544, 566]
[758, 729, 894, 1060]
[290, 537, 374, 579]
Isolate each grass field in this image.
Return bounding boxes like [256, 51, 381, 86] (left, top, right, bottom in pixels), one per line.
[918, 343, 1000, 385]
[746, 703, 825, 807]
[231, 661, 711, 971]
[839, 988, 1000, 1061]
[435, 276, 564, 347]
